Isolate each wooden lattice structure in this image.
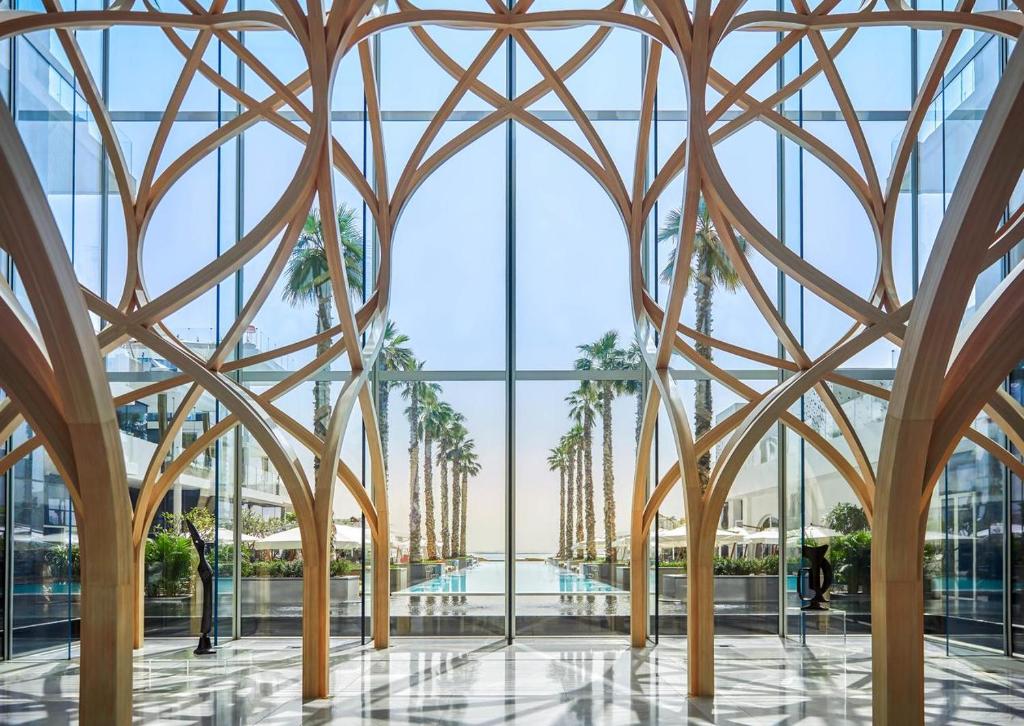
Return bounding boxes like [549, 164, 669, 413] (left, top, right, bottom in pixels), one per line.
[0, 0, 1022, 723]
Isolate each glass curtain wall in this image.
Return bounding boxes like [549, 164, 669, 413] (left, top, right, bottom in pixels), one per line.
[0, 0, 1022, 658]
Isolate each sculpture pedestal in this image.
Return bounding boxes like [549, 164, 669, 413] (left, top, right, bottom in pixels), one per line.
[194, 634, 215, 655]
[788, 606, 847, 645]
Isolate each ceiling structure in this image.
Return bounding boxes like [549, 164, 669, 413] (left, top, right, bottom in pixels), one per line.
[0, 0, 1022, 723]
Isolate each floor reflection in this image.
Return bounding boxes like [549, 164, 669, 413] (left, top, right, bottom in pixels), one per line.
[0, 636, 1021, 724]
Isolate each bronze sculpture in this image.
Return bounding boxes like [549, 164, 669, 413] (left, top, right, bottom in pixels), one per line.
[798, 544, 834, 611]
[185, 519, 215, 655]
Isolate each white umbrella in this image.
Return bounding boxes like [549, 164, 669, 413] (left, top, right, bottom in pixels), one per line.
[715, 528, 746, 544]
[214, 528, 256, 543]
[41, 530, 79, 545]
[743, 527, 780, 545]
[658, 525, 687, 546]
[787, 525, 841, 542]
[254, 523, 365, 550]
[924, 529, 975, 541]
[657, 526, 742, 547]
[253, 526, 303, 550]
[334, 524, 364, 549]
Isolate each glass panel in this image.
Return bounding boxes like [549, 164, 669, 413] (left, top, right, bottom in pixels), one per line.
[515, 378, 639, 636]
[1011, 363, 1024, 655]
[386, 380, 505, 637]
[657, 379, 781, 637]
[11, 428, 77, 657]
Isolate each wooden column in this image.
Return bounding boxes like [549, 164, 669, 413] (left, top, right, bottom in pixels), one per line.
[302, 532, 331, 698]
[133, 541, 146, 648]
[686, 530, 715, 696]
[0, 103, 135, 725]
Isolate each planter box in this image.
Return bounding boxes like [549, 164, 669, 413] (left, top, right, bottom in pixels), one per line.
[615, 565, 630, 590]
[335, 575, 359, 601]
[408, 563, 443, 587]
[657, 574, 779, 606]
[390, 567, 408, 592]
[240, 577, 362, 613]
[657, 566, 685, 597]
[662, 574, 686, 601]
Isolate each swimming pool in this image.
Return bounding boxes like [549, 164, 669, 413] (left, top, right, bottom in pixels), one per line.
[403, 560, 621, 594]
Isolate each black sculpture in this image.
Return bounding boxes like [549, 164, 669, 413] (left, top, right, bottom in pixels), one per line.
[185, 519, 215, 655]
[798, 543, 834, 611]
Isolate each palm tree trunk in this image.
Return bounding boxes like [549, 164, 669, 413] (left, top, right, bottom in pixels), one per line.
[460, 468, 468, 556]
[423, 431, 437, 560]
[450, 461, 461, 559]
[379, 380, 391, 482]
[694, 249, 714, 491]
[565, 446, 575, 560]
[635, 392, 643, 449]
[408, 395, 422, 562]
[439, 457, 450, 560]
[601, 385, 615, 562]
[575, 445, 584, 559]
[312, 288, 334, 474]
[558, 467, 566, 559]
[584, 409, 596, 561]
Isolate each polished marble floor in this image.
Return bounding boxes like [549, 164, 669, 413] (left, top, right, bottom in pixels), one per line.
[0, 635, 1021, 724]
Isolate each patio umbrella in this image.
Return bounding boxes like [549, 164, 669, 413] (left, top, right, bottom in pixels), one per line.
[786, 525, 841, 542]
[658, 526, 687, 546]
[743, 527, 781, 545]
[253, 526, 303, 550]
[924, 529, 975, 541]
[214, 528, 256, 544]
[333, 524, 364, 549]
[657, 526, 741, 546]
[254, 523, 365, 550]
[40, 530, 79, 545]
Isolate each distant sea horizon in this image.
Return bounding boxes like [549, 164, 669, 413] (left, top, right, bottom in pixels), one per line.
[473, 552, 555, 561]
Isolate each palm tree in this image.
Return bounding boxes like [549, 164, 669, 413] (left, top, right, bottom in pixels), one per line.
[282, 204, 364, 473]
[547, 444, 569, 559]
[458, 444, 480, 557]
[659, 196, 749, 489]
[560, 429, 577, 560]
[436, 410, 464, 560]
[421, 395, 453, 561]
[377, 321, 415, 483]
[567, 384, 599, 561]
[402, 366, 440, 563]
[446, 422, 469, 558]
[565, 424, 584, 559]
[622, 341, 644, 448]
[577, 331, 625, 562]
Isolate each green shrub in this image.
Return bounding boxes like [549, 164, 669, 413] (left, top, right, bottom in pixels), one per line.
[657, 556, 779, 575]
[824, 502, 869, 535]
[828, 530, 872, 591]
[250, 561, 273, 577]
[714, 555, 778, 575]
[331, 559, 359, 577]
[46, 544, 81, 580]
[145, 532, 195, 597]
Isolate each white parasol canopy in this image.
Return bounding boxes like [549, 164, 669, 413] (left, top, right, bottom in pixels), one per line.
[657, 525, 745, 546]
[254, 523, 365, 551]
[743, 527, 780, 545]
[787, 525, 842, 542]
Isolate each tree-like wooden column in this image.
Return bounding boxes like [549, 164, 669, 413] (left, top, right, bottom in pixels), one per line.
[0, 104, 135, 726]
[0, 2, 1023, 724]
[871, 42, 1024, 726]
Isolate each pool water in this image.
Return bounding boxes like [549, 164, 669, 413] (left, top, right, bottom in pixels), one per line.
[404, 560, 620, 594]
